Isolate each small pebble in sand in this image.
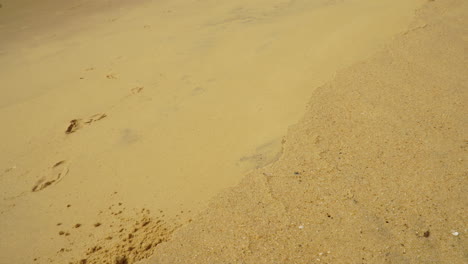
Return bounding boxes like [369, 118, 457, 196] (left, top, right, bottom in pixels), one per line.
[451, 231, 459, 236]
[74, 223, 81, 228]
[298, 225, 304, 229]
[94, 222, 102, 227]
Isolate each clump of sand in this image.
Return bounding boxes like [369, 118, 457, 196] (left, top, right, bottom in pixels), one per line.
[72, 209, 176, 264]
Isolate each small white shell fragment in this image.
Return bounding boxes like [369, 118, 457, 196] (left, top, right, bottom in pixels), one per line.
[451, 231, 459, 236]
[298, 225, 304, 229]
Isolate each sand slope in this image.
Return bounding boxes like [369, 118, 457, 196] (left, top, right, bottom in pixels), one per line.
[3, 0, 467, 263]
[0, 0, 429, 263]
[144, 0, 468, 263]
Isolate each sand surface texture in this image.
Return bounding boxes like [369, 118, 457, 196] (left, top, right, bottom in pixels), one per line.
[0, 0, 466, 263]
[144, 0, 467, 263]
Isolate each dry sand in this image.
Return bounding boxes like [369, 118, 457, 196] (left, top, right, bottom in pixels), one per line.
[144, 1, 468, 263]
[0, 0, 466, 263]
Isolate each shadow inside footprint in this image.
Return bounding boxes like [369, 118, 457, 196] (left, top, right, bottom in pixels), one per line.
[32, 160, 69, 192]
[66, 119, 83, 134]
[65, 113, 107, 134]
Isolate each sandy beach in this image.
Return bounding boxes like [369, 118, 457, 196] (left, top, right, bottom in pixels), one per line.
[0, 0, 466, 263]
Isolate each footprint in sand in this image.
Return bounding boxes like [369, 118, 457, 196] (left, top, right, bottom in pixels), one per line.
[32, 160, 69, 192]
[65, 113, 107, 134]
[131, 87, 144, 94]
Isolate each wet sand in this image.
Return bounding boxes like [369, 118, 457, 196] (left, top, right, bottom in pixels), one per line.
[0, 0, 466, 263]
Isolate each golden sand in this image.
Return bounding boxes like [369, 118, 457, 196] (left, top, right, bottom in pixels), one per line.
[145, 1, 468, 263]
[0, 0, 466, 263]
